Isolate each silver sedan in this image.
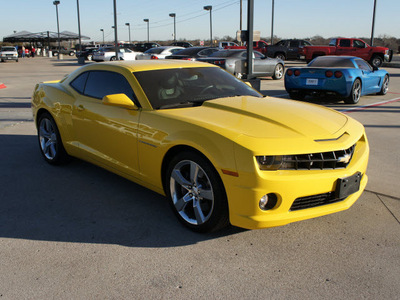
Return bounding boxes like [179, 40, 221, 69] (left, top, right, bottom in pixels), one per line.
[198, 49, 284, 80]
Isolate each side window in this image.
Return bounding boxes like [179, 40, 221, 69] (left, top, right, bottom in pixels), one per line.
[339, 39, 351, 47]
[254, 52, 263, 58]
[329, 39, 337, 46]
[353, 40, 365, 48]
[170, 48, 182, 54]
[277, 41, 284, 46]
[70, 71, 89, 94]
[84, 71, 137, 103]
[355, 59, 372, 71]
[289, 41, 299, 47]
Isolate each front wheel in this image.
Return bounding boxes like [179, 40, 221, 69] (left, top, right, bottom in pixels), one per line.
[37, 112, 69, 165]
[272, 63, 284, 80]
[377, 75, 389, 95]
[110, 56, 117, 61]
[344, 79, 361, 104]
[370, 55, 383, 68]
[165, 151, 229, 232]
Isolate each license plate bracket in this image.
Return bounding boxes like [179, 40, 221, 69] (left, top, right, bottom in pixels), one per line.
[335, 172, 362, 199]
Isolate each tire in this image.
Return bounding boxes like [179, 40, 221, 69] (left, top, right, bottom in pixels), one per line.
[69, 52, 75, 56]
[110, 56, 117, 61]
[275, 53, 285, 60]
[272, 63, 284, 80]
[370, 55, 383, 68]
[165, 151, 229, 233]
[344, 79, 361, 104]
[289, 91, 305, 100]
[87, 54, 93, 61]
[37, 112, 69, 165]
[377, 75, 389, 95]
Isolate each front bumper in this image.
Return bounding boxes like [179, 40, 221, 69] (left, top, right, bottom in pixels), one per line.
[223, 133, 369, 229]
[0, 55, 18, 61]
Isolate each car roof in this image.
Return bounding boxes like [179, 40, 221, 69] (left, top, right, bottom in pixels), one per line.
[76, 60, 218, 73]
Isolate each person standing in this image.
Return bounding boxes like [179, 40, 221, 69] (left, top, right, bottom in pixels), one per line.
[31, 46, 36, 58]
[21, 45, 25, 58]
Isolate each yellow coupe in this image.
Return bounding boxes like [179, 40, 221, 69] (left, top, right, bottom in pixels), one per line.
[31, 60, 369, 232]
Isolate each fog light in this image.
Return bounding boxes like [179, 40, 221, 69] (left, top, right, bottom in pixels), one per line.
[259, 193, 278, 210]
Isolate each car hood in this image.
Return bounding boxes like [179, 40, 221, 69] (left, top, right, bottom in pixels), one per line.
[159, 96, 356, 153]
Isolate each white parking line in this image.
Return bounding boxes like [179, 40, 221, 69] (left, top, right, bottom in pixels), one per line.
[340, 97, 400, 114]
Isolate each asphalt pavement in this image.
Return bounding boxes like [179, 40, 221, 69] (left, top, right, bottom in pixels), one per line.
[0, 56, 399, 299]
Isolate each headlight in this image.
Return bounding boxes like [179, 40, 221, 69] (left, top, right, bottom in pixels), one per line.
[256, 155, 296, 170]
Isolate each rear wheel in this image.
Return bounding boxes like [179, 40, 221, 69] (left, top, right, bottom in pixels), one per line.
[275, 53, 286, 60]
[344, 79, 361, 104]
[110, 56, 117, 61]
[377, 75, 389, 95]
[165, 151, 229, 232]
[37, 112, 69, 165]
[272, 63, 284, 80]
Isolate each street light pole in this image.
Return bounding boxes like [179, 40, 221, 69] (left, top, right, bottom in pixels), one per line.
[144, 19, 149, 42]
[53, 1, 61, 60]
[100, 29, 104, 45]
[76, 0, 83, 63]
[271, 0, 275, 45]
[169, 13, 176, 42]
[125, 23, 131, 44]
[370, 0, 377, 46]
[113, 0, 118, 59]
[203, 5, 213, 47]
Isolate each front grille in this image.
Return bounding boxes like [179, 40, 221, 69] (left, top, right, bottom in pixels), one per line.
[282, 145, 355, 170]
[290, 192, 344, 211]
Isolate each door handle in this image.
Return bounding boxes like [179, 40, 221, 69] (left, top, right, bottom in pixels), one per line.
[77, 105, 85, 111]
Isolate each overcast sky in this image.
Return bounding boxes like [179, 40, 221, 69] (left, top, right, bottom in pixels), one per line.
[2, 0, 399, 43]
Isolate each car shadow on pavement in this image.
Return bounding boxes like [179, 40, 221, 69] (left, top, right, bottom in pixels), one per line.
[0, 134, 246, 248]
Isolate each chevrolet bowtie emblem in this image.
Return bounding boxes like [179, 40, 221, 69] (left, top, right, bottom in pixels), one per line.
[337, 154, 351, 164]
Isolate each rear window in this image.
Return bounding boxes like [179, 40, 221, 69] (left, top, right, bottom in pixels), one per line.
[308, 57, 355, 68]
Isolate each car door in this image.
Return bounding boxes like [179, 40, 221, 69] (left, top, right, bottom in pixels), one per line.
[355, 59, 381, 94]
[251, 51, 275, 76]
[336, 39, 354, 56]
[70, 70, 141, 177]
[287, 40, 299, 60]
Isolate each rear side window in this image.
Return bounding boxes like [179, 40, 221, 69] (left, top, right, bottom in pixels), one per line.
[70, 71, 89, 94]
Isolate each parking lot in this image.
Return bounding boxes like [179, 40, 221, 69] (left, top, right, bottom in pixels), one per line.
[0, 57, 399, 299]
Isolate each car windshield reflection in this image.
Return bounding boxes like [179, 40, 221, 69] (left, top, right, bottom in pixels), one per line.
[133, 67, 262, 109]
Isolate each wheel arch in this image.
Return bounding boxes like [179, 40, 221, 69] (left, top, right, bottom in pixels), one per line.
[161, 145, 226, 194]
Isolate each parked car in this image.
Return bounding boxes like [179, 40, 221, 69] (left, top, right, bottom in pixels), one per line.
[198, 49, 284, 80]
[134, 42, 161, 52]
[218, 41, 239, 49]
[136, 46, 184, 60]
[31, 60, 369, 232]
[0, 46, 18, 62]
[266, 39, 312, 60]
[76, 47, 98, 61]
[165, 47, 219, 61]
[301, 38, 393, 67]
[51, 47, 76, 56]
[92, 47, 140, 61]
[170, 41, 193, 48]
[284, 56, 389, 104]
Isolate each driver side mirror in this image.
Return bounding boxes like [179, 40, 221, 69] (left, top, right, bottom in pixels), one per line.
[372, 66, 379, 71]
[102, 93, 138, 110]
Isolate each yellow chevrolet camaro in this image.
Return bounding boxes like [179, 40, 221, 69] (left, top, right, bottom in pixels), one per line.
[31, 60, 369, 232]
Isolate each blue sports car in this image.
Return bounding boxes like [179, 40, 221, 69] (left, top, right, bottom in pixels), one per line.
[284, 56, 389, 104]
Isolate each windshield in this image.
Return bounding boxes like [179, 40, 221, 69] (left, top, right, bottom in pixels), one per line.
[1, 47, 16, 51]
[133, 67, 262, 109]
[308, 57, 355, 68]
